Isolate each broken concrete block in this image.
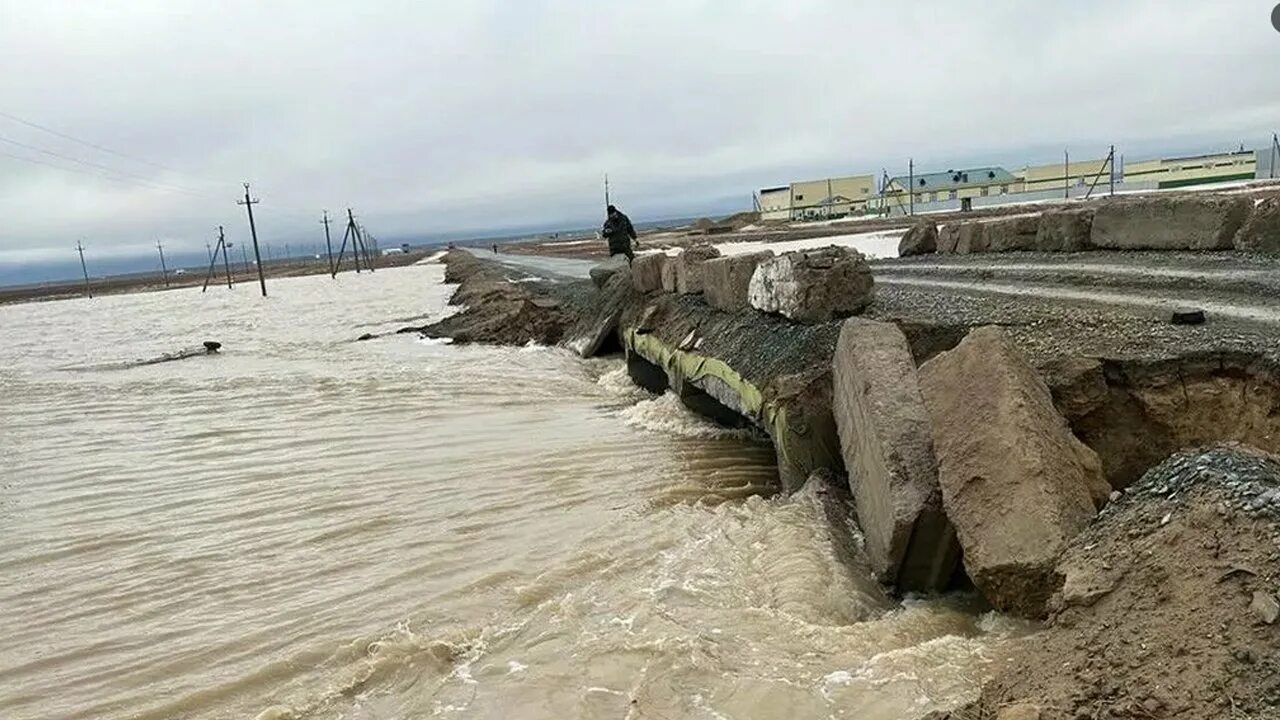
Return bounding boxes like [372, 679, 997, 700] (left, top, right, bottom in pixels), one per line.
[833, 318, 959, 591]
[630, 253, 666, 293]
[983, 215, 1040, 252]
[747, 246, 874, 324]
[953, 222, 989, 254]
[660, 253, 678, 292]
[702, 251, 773, 312]
[898, 220, 938, 256]
[936, 223, 961, 254]
[1091, 195, 1252, 250]
[673, 244, 721, 294]
[1035, 208, 1094, 251]
[918, 326, 1108, 616]
[1234, 196, 1280, 255]
[589, 255, 630, 288]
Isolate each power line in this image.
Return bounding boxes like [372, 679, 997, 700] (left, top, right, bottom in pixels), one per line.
[0, 108, 232, 186]
[0, 134, 209, 197]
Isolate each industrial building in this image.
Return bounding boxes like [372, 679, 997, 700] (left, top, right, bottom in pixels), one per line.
[882, 166, 1021, 209]
[786, 175, 876, 220]
[756, 143, 1276, 222]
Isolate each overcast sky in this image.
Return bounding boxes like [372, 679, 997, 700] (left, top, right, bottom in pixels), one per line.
[1, 0, 1278, 265]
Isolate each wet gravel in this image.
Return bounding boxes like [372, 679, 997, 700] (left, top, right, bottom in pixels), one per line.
[1116, 446, 1280, 522]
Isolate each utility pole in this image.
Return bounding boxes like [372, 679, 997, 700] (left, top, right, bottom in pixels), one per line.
[284, 243, 291, 261]
[1271, 132, 1278, 180]
[321, 210, 334, 275]
[1064, 149, 1070, 199]
[237, 183, 267, 297]
[156, 240, 170, 288]
[908, 158, 915, 216]
[604, 173, 610, 208]
[76, 240, 92, 298]
[1109, 144, 1116, 196]
[221, 229, 234, 288]
[241, 245, 250, 274]
[206, 241, 214, 264]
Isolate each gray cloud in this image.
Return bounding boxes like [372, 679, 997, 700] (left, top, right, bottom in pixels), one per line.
[0, 0, 1277, 264]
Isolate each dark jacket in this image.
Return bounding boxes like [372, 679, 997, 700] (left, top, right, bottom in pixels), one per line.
[602, 210, 637, 255]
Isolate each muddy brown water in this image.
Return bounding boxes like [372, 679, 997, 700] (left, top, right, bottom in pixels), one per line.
[0, 264, 1025, 719]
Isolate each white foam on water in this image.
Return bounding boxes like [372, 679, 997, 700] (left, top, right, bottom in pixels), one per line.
[617, 393, 752, 440]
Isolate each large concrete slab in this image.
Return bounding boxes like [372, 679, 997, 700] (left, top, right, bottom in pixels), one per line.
[703, 251, 772, 312]
[674, 245, 721, 295]
[919, 326, 1107, 616]
[1091, 195, 1251, 250]
[833, 318, 959, 591]
[748, 247, 874, 323]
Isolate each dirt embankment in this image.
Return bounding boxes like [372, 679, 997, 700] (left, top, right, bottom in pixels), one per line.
[934, 445, 1280, 720]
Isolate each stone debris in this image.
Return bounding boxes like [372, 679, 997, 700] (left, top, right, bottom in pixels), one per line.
[936, 223, 961, 254]
[702, 251, 773, 312]
[832, 318, 958, 591]
[673, 244, 721, 295]
[982, 215, 1041, 253]
[747, 246, 874, 324]
[1034, 208, 1094, 252]
[1090, 194, 1252, 251]
[1249, 590, 1280, 624]
[919, 326, 1107, 616]
[630, 253, 666, 293]
[897, 220, 938, 256]
[1234, 195, 1280, 255]
[589, 254, 630, 288]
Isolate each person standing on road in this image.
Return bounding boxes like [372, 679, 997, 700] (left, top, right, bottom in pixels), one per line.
[601, 204, 637, 260]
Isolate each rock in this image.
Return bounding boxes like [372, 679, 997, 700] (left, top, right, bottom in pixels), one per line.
[355, 333, 375, 341]
[936, 223, 961, 254]
[702, 251, 773, 312]
[590, 254, 630, 289]
[832, 318, 959, 591]
[898, 220, 938, 256]
[1036, 208, 1094, 251]
[1234, 196, 1280, 254]
[630, 253, 666, 293]
[1250, 590, 1279, 624]
[983, 215, 1041, 252]
[953, 222, 989, 254]
[660, 254, 679, 293]
[673, 244, 721, 295]
[747, 246, 875, 324]
[918, 326, 1107, 616]
[1170, 307, 1206, 325]
[1091, 195, 1252, 250]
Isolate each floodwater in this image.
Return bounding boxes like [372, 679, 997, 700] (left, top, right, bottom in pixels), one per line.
[0, 264, 1023, 720]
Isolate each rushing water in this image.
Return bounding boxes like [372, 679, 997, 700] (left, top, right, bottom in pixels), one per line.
[0, 264, 1023, 720]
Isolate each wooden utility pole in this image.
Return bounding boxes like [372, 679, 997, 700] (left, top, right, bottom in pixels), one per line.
[220, 229, 234, 288]
[237, 183, 267, 297]
[604, 173, 610, 208]
[156, 240, 170, 288]
[76, 240, 92, 298]
[1109, 144, 1116, 196]
[321, 210, 334, 275]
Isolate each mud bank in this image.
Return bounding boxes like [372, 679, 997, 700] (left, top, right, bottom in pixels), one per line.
[413, 248, 1280, 717]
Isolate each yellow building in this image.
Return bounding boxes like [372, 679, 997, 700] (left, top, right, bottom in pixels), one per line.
[883, 166, 1020, 208]
[757, 186, 791, 222]
[1123, 150, 1256, 189]
[1021, 157, 1112, 193]
[790, 175, 876, 219]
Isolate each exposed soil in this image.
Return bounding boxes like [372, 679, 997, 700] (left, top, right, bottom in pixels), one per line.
[935, 445, 1280, 720]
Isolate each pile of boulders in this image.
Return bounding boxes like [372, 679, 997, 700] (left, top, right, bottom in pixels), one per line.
[832, 323, 1112, 613]
[626, 244, 876, 323]
[898, 192, 1278, 256]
